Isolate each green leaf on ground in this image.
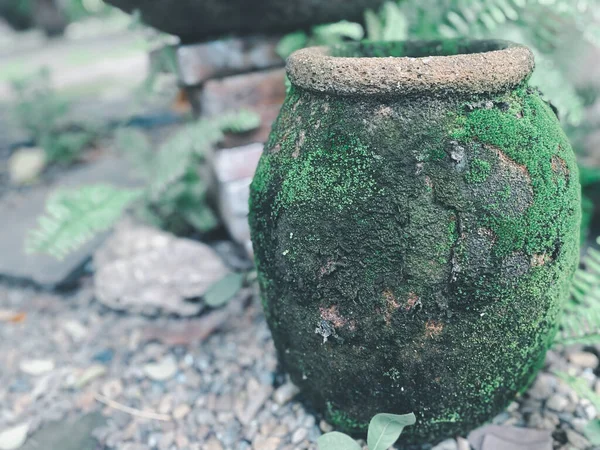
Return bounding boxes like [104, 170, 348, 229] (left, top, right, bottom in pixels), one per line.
[317, 432, 361, 450]
[367, 412, 416, 450]
[585, 419, 600, 445]
[204, 272, 245, 307]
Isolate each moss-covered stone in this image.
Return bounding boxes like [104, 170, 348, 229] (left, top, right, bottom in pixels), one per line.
[249, 41, 580, 444]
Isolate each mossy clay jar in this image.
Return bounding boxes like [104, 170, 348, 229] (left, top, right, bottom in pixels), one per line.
[248, 39, 581, 444]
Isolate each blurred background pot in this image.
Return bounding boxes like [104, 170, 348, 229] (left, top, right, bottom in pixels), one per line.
[249, 39, 581, 444]
[103, 0, 386, 41]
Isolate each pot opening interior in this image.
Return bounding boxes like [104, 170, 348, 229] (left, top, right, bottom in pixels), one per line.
[329, 39, 512, 58]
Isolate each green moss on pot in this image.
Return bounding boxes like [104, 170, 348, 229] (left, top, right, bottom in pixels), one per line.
[249, 39, 580, 444]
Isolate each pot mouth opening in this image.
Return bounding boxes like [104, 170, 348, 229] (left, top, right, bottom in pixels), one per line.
[286, 39, 535, 97]
[328, 39, 513, 58]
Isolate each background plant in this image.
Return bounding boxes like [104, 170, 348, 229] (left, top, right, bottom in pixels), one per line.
[26, 110, 260, 259]
[11, 68, 99, 164]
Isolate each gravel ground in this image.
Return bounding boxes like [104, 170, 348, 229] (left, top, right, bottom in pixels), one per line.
[0, 279, 598, 450]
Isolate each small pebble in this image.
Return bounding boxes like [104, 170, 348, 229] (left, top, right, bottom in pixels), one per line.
[568, 351, 599, 369]
[252, 436, 280, 450]
[432, 438, 457, 450]
[273, 382, 300, 406]
[143, 356, 178, 381]
[545, 394, 569, 411]
[320, 420, 334, 433]
[19, 359, 55, 376]
[291, 428, 307, 444]
[456, 437, 470, 450]
[173, 404, 191, 420]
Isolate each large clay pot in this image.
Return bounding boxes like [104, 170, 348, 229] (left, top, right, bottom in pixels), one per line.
[104, 0, 385, 41]
[249, 39, 581, 444]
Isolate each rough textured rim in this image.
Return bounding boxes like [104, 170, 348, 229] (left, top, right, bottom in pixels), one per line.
[286, 39, 535, 96]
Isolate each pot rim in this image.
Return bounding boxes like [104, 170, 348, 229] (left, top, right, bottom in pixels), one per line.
[286, 39, 535, 97]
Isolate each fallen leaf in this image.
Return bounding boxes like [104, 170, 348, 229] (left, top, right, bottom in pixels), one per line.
[74, 365, 107, 389]
[141, 297, 245, 346]
[367, 413, 416, 450]
[204, 272, 245, 308]
[317, 432, 361, 450]
[0, 310, 26, 323]
[584, 419, 600, 445]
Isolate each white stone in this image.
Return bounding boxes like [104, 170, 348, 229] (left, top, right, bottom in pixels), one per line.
[19, 359, 55, 376]
[143, 356, 178, 381]
[62, 320, 88, 341]
[273, 382, 300, 406]
[0, 423, 29, 450]
[291, 428, 307, 445]
[8, 147, 46, 185]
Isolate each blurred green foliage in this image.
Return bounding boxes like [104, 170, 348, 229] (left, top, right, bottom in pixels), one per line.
[27, 111, 261, 259]
[11, 68, 99, 164]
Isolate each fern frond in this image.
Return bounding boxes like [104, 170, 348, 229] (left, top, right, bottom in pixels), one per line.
[148, 110, 260, 200]
[556, 372, 600, 410]
[365, 2, 408, 41]
[433, 0, 525, 38]
[277, 21, 364, 60]
[312, 20, 365, 44]
[26, 184, 143, 259]
[555, 237, 600, 346]
[114, 127, 153, 179]
[276, 31, 308, 59]
[217, 109, 262, 134]
[555, 308, 600, 346]
[529, 49, 584, 125]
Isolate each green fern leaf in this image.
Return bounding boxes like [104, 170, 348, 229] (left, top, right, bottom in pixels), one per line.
[217, 110, 262, 134]
[555, 237, 600, 346]
[148, 110, 259, 200]
[556, 372, 600, 410]
[312, 20, 365, 44]
[114, 127, 153, 179]
[276, 31, 308, 59]
[26, 184, 143, 259]
[381, 2, 409, 40]
[365, 8, 384, 41]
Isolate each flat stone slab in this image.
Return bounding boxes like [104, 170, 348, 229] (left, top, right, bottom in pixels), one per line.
[20, 412, 105, 450]
[0, 156, 140, 287]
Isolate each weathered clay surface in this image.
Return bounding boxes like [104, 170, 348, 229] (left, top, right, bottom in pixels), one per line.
[104, 0, 386, 41]
[287, 40, 535, 97]
[249, 40, 581, 443]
